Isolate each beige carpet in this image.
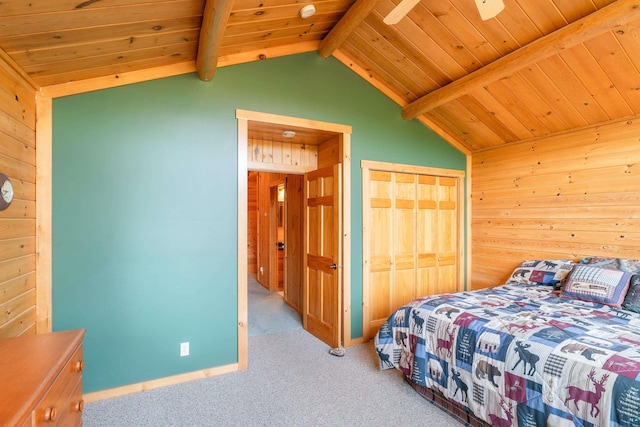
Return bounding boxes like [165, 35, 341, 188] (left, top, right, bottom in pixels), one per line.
[248, 274, 302, 336]
[83, 329, 464, 426]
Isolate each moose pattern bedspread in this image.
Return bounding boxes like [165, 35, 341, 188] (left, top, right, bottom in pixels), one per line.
[375, 284, 640, 427]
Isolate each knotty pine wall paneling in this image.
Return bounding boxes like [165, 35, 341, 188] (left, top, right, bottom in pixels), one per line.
[471, 117, 640, 290]
[0, 56, 37, 338]
[247, 171, 258, 274]
[256, 172, 285, 289]
[317, 135, 341, 170]
[248, 136, 318, 173]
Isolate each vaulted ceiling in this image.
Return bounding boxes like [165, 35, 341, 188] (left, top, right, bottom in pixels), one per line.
[2, 0, 639, 153]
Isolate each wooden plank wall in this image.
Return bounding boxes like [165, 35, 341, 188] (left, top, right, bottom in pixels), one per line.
[248, 137, 318, 172]
[0, 57, 37, 338]
[256, 172, 285, 289]
[247, 171, 258, 274]
[317, 135, 340, 170]
[471, 117, 640, 290]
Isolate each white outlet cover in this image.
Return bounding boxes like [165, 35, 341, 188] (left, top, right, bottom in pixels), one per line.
[180, 342, 189, 357]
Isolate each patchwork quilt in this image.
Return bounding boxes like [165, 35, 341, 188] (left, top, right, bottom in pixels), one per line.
[375, 284, 640, 427]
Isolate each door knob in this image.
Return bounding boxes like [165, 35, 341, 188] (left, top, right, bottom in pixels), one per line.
[328, 264, 342, 269]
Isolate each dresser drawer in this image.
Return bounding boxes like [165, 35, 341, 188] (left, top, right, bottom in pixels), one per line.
[33, 345, 84, 426]
[55, 377, 84, 427]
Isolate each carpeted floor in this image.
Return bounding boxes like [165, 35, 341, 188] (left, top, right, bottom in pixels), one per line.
[83, 329, 464, 426]
[247, 274, 302, 337]
[82, 276, 463, 426]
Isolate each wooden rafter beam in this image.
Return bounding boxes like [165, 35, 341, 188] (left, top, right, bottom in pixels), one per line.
[318, 0, 379, 58]
[196, 0, 235, 82]
[402, 0, 640, 120]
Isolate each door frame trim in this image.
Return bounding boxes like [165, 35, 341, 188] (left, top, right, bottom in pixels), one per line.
[360, 160, 465, 341]
[236, 109, 352, 369]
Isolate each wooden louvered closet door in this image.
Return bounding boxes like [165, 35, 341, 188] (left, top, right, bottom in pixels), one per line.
[365, 169, 459, 340]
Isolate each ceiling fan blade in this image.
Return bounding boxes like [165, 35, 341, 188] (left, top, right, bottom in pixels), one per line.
[474, 0, 505, 21]
[383, 0, 422, 25]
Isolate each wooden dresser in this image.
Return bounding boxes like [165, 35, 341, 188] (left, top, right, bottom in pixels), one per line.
[0, 329, 86, 427]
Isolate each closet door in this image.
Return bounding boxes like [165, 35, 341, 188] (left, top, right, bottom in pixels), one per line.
[364, 169, 460, 340]
[368, 171, 393, 338]
[416, 175, 438, 297]
[416, 176, 458, 296]
[392, 173, 417, 312]
[435, 177, 458, 294]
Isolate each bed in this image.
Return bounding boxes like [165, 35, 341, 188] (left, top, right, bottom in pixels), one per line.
[375, 258, 640, 427]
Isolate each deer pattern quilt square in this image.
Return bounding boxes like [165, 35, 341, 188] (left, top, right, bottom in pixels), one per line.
[375, 284, 640, 427]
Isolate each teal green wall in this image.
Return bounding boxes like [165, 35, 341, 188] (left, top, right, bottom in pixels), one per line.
[53, 52, 465, 393]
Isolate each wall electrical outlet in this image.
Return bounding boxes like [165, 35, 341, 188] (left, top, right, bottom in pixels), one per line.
[180, 342, 189, 357]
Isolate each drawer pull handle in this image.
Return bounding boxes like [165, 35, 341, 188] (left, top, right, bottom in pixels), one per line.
[44, 406, 57, 422]
[75, 360, 85, 372]
[75, 399, 85, 413]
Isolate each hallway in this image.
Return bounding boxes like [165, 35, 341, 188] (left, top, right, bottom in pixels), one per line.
[247, 274, 301, 336]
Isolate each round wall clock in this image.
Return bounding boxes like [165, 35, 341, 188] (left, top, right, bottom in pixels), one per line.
[0, 173, 14, 211]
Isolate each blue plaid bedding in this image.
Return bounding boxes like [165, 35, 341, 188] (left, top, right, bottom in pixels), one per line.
[375, 284, 640, 427]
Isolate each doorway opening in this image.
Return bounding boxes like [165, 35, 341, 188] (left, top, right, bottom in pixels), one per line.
[237, 109, 352, 370]
[247, 171, 303, 337]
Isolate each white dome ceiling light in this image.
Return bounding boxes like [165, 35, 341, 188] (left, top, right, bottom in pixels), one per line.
[282, 130, 296, 138]
[299, 4, 316, 19]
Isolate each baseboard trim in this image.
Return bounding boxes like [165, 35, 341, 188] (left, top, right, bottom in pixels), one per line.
[345, 336, 364, 346]
[83, 363, 239, 403]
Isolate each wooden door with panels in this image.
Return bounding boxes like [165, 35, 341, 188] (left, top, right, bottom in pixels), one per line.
[416, 175, 458, 297]
[284, 175, 304, 313]
[363, 162, 463, 340]
[303, 164, 342, 348]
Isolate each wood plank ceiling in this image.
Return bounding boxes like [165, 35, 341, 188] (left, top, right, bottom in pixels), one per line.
[1, 0, 640, 153]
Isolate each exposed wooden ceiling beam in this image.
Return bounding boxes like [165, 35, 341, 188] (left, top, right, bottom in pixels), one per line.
[402, 0, 640, 120]
[196, 0, 235, 82]
[331, 49, 472, 155]
[318, 0, 379, 58]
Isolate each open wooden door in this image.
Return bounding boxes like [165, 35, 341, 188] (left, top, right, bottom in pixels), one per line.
[284, 175, 303, 313]
[303, 164, 342, 348]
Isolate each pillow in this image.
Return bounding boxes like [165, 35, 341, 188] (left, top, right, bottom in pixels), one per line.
[562, 265, 632, 307]
[506, 260, 574, 289]
[580, 257, 640, 274]
[622, 274, 640, 313]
